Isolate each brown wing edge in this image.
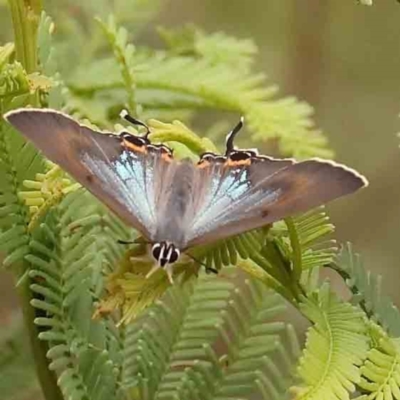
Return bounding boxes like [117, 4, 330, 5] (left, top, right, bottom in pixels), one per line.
[3, 107, 115, 134]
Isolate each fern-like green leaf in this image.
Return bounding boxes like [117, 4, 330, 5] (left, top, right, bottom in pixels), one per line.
[159, 25, 258, 71]
[270, 206, 337, 286]
[292, 283, 369, 400]
[37, 12, 56, 75]
[136, 53, 331, 158]
[335, 243, 400, 336]
[0, 43, 14, 69]
[148, 118, 217, 156]
[288, 207, 336, 270]
[120, 268, 298, 400]
[68, 20, 332, 159]
[98, 16, 138, 113]
[355, 322, 400, 400]
[19, 161, 80, 231]
[0, 62, 30, 100]
[0, 118, 44, 269]
[191, 227, 269, 272]
[26, 190, 130, 400]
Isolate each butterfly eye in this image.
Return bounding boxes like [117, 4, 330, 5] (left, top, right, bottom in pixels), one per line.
[151, 243, 162, 261]
[169, 248, 180, 264]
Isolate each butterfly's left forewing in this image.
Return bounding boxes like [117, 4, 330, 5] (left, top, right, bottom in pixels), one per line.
[184, 156, 367, 248]
[4, 109, 173, 239]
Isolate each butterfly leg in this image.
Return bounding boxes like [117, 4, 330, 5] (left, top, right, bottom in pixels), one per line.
[145, 263, 174, 284]
[205, 267, 218, 275]
[117, 239, 136, 245]
[165, 265, 174, 284]
[146, 264, 161, 279]
[117, 236, 151, 245]
[185, 253, 218, 275]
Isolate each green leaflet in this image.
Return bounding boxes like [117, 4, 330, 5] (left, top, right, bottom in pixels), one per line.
[19, 161, 81, 231]
[355, 323, 400, 400]
[27, 190, 129, 400]
[0, 43, 15, 69]
[98, 16, 137, 114]
[0, 61, 30, 100]
[335, 243, 400, 337]
[158, 25, 258, 68]
[148, 118, 218, 156]
[68, 20, 332, 159]
[0, 117, 44, 269]
[279, 207, 336, 289]
[121, 268, 298, 400]
[292, 283, 369, 400]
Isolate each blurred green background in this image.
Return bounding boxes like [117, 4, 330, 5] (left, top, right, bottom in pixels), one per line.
[1, 0, 399, 397]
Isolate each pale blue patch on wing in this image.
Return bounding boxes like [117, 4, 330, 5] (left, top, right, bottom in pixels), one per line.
[189, 168, 250, 238]
[114, 151, 157, 222]
[82, 152, 157, 235]
[187, 167, 281, 241]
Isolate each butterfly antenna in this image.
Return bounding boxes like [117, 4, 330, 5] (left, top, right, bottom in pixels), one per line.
[225, 116, 245, 156]
[117, 239, 135, 245]
[117, 237, 151, 245]
[185, 253, 218, 275]
[120, 109, 151, 139]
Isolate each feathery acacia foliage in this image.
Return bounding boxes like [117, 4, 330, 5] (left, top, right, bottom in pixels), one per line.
[334, 244, 400, 336]
[355, 322, 400, 400]
[0, 1, 398, 400]
[120, 269, 299, 400]
[292, 283, 369, 400]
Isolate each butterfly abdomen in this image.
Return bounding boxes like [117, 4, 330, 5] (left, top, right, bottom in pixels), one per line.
[153, 161, 196, 248]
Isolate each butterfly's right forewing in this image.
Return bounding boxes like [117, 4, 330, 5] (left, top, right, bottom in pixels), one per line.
[184, 156, 367, 248]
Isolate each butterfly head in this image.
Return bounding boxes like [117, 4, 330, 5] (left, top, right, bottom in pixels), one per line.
[146, 242, 180, 284]
[151, 242, 180, 266]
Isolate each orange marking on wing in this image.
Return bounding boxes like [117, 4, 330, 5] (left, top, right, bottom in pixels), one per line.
[197, 160, 211, 169]
[224, 159, 252, 167]
[161, 152, 173, 162]
[122, 139, 147, 153]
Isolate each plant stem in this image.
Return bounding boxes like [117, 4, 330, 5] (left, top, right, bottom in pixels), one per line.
[284, 217, 303, 281]
[16, 271, 64, 400]
[327, 261, 373, 319]
[98, 17, 137, 115]
[8, 0, 42, 73]
[7, 1, 63, 399]
[8, 0, 42, 105]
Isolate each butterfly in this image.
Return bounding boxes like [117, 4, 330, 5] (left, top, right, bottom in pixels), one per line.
[4, 108, 368, 282]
